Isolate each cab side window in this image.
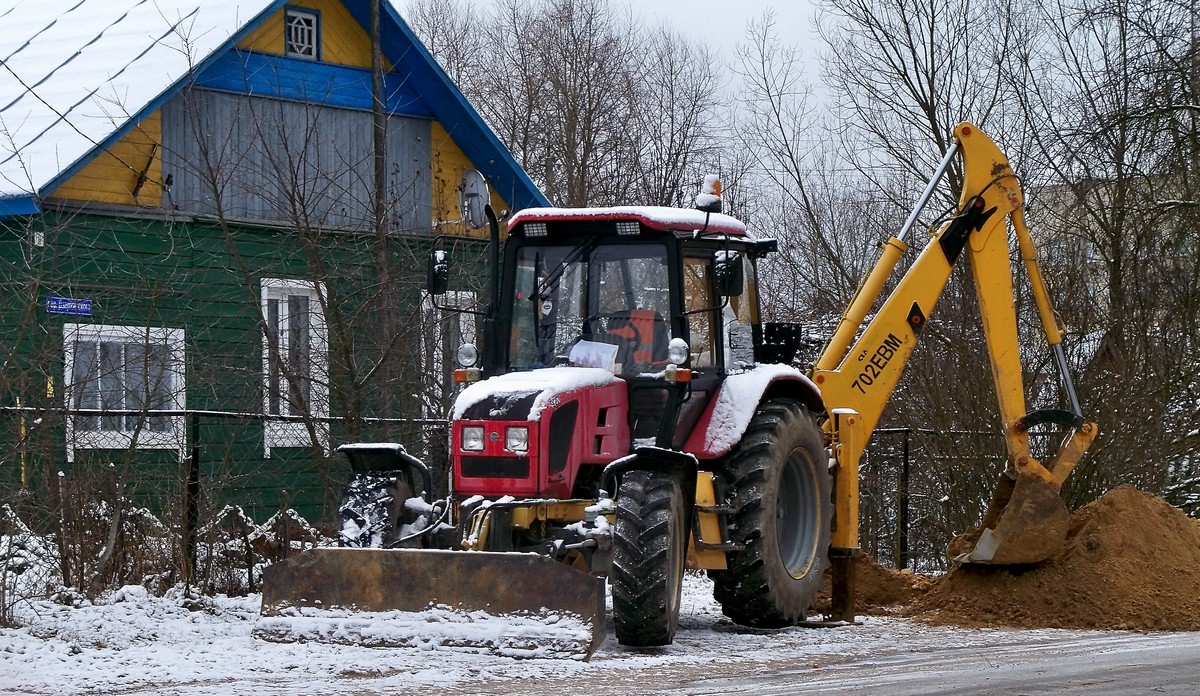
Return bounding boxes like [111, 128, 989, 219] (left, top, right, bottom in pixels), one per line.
[683, 256, 717, 368]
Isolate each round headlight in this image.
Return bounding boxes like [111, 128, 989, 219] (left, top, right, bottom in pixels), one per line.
[667, 337, 689, 366]
[457, 343, 480, 368]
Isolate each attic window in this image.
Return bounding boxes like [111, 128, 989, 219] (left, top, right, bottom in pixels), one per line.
[285, 8, 319, 60]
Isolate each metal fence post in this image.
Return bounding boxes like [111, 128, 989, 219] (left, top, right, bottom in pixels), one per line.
[183, 413, 200, 587]
[897, 428, 910, 570]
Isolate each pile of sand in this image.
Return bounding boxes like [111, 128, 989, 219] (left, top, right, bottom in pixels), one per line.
[815, 553, 932, 615]
[817, 487, 1200, 631]
[910, 486, 1200, 630]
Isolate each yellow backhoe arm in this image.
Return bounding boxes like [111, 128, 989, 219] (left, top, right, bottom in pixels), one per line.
[815, 123, 1097, 620]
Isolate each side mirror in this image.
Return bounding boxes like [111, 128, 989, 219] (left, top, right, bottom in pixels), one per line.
[427, 250, 450, 295]
[459, 170, 489, 229]
[714, 251, 744, 297]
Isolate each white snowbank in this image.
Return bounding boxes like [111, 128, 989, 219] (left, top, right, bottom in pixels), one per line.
[0, 573, 1183, 695]
[253, 604, 593, 660]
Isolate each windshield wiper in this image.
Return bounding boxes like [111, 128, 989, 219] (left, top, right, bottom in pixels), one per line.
[538, 238, 597, 301]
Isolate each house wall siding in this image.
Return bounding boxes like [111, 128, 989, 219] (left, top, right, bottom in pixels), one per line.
[0, 209, 479, 522]
[0, 0, 527, 528]
[161, 89, 432, 231]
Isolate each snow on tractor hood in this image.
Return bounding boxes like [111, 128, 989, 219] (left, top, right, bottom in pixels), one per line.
[452, 367, 621, 422]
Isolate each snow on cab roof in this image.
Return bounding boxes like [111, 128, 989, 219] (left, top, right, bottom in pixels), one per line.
[509, 206, 750, 238]
[0, 0, 275, 202]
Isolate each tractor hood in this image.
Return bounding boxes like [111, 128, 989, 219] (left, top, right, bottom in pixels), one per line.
[452, 367, 621, 421]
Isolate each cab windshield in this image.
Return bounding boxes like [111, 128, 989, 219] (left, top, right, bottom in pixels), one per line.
[508, 241, 670, 374]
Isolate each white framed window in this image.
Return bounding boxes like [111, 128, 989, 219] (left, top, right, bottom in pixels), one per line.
[284, 7, 319, 60]
[63, 323, 185, 461]
[262, 278, 328, 456]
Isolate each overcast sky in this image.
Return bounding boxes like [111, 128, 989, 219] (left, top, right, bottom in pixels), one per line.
[394, 1, 822, 66]
[392, 0, 829, 110]
[631, 0, 819, 59]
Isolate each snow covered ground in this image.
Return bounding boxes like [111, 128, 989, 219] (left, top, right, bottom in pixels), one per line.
[5, 573, 1199, 695]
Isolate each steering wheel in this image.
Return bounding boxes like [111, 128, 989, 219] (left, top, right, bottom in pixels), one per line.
[597, 312, 643, 348]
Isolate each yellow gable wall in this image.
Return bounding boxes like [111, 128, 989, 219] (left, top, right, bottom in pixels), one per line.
[431, 122, 512, 239]
[51, 112, 163, 207]
[238, 0, 373, 68]
[53, 1, 517, 227]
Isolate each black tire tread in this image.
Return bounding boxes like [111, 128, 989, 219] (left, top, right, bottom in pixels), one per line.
[709, 399, 832, 627]
[611, 471, 685, 646]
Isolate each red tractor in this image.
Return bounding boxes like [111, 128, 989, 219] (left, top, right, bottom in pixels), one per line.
[260, 190, 832, 659]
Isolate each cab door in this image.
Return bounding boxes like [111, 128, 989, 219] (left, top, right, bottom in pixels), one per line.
[673, 252, 724, 448]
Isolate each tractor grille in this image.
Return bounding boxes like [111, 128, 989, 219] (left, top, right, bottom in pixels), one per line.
[460, 456, 531, 479]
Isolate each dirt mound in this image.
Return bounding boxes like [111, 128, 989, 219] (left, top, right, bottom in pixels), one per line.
[912, 486, 1200, 630]
[815, 553, 932, 615]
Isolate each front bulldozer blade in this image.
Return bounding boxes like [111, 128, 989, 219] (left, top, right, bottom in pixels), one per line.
[948, 472, 1070, 565]
[253, 548, 607, 660]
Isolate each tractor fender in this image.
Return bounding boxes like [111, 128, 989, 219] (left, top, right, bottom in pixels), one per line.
[599, 446, 699, 500]
[683, 364, 824, 459]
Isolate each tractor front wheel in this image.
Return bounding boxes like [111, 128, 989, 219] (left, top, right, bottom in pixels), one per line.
[710, 399, 832, 627]
[611, 470, 687, 646]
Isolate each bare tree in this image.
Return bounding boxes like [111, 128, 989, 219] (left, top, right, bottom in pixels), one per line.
[819, 0, 1025, 199]
[533, 0, 641, 204]
[810, 0, 1069, 566]
[1005, 0, 1200, 507]
[625, 26, 726, 207]
[732, 11, 896, 321]
[409, 0, 730, 208]
[402, 0, 484, 87]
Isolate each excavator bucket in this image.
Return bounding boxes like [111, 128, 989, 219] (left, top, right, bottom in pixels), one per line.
[948, 472, 1070, 565]
[949, 419, 1096, 565]
[253, 548, 607, 660]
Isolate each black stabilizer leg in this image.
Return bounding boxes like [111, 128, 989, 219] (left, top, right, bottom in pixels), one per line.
[828, 546, 859, 624]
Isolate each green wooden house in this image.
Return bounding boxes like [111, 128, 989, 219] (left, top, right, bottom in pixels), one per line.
[0, 0, 548, 526]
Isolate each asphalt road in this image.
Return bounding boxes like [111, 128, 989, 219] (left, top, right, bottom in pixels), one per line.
[670, 631, 1200, 695]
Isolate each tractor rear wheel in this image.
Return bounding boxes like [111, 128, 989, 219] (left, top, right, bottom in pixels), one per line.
[710, 399, 832, 627]
[611, 470, 687, 646]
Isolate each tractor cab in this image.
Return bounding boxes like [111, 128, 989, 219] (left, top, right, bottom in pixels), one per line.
[497, 207, 774, 448]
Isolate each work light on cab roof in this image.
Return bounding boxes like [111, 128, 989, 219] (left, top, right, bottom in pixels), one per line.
[695, 174, 722, 213]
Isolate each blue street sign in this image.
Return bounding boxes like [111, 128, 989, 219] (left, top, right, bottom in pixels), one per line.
[46, 297, 93, 316]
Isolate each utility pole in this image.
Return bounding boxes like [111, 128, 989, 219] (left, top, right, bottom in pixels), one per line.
[371, 0, 396, 423]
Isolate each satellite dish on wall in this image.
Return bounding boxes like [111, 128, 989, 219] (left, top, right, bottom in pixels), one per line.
[459, 170, 490, 229]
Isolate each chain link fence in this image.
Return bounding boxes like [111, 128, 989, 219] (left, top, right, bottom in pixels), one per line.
[1, 405, 1138, 614]
[858, 427, 1070, 573]
[0, 405, 449, 621]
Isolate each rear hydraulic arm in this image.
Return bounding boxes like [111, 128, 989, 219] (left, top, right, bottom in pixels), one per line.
[813, 124, 1098, 608]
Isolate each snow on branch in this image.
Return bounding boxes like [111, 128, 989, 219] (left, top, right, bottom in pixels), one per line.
[1157, 199, 1199, 211]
